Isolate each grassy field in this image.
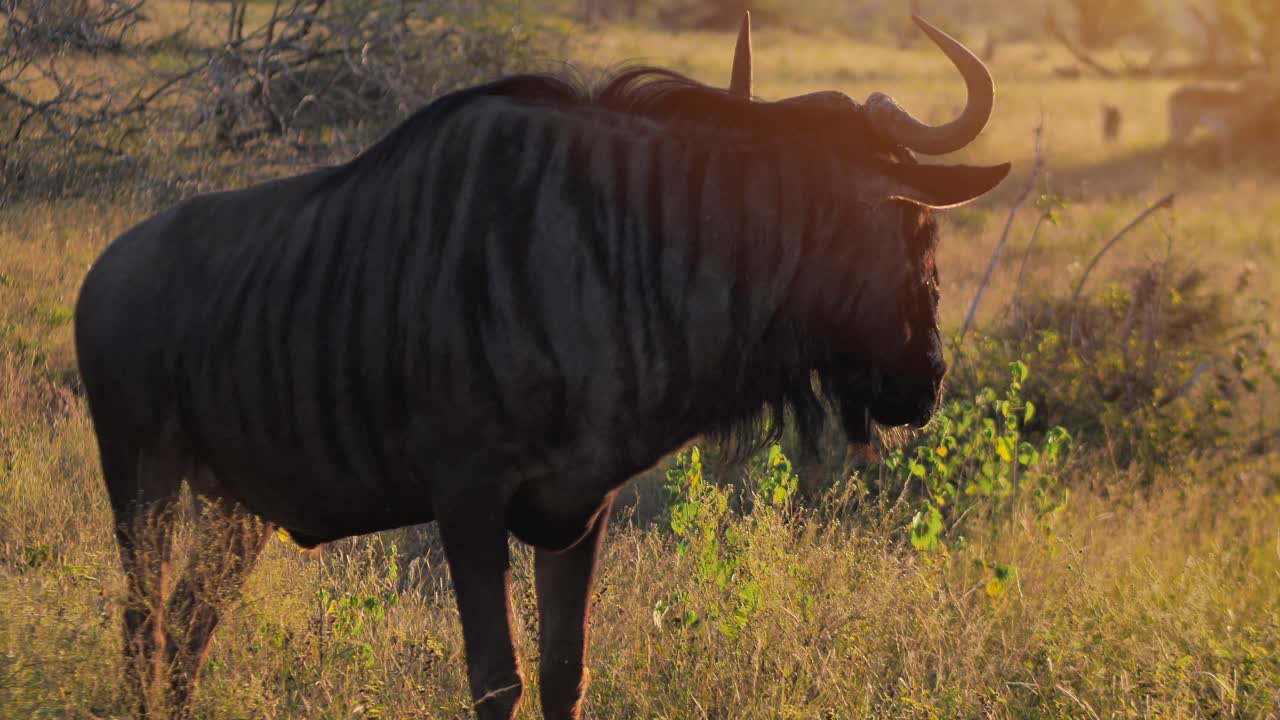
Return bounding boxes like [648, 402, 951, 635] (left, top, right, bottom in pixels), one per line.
[2, 11, 1279, 720]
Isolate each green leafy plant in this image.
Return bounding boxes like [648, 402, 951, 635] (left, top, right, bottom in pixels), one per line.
[745, 443, 799, 509]
[315, 542, 401, 670]
[885, 359, 1074, 554]
[659, 444, 799, 639]
[977, 261, 1278, 472]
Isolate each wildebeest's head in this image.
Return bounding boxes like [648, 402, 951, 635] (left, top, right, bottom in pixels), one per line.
[724, 14, 1010, 445]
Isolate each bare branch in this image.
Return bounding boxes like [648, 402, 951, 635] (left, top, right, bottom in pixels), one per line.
[0, 0, 564, 198]
[1009, 207, 1054, 320]
[956, 122, 1044, 348]
[1070, 193, 1176, 307]
[1044, 10, 1116, 77]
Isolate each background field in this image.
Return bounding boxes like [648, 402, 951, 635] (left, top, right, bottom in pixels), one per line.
[1, 2, 1278, 718]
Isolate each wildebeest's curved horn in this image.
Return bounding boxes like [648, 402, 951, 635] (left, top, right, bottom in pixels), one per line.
[865, 15, 994, 155]
[729, 12, 752, 97]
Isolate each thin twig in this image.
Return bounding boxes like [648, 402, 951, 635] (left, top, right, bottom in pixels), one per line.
[1067, 193, 1176, 351]
[944, 497, 985, 539]
[1055, 684, 1101, 720]
[1070, 193, 1176, 308]
[957, 122, 1044, 347]
[474, 683, 522, 708]
[1044, 11, 1116, 77]
[1008, 209, 1052, 322]
[1157, 358, 1212, 408]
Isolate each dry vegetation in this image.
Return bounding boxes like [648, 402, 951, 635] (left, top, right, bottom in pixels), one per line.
[2, 3, 1279, 719]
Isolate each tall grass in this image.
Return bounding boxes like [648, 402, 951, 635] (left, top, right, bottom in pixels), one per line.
[3, 389, 1277, 717]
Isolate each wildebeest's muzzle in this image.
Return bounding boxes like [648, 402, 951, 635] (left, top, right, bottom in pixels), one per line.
[868, 329, 947, 429]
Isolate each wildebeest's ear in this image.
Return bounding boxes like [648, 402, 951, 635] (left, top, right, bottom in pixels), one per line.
[885, 161, 1012, 209]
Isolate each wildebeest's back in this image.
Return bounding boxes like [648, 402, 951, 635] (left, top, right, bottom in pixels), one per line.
[92, 102, 611, 530]
[80, 92, 797, 540]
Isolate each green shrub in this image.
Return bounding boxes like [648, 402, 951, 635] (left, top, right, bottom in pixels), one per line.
[955, 262, 1278, 473]
[879, 359, 1074, 554]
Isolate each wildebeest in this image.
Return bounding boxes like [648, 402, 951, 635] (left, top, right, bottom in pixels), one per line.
[1166, 73, 1277, 149]
[74, 14, 1009, 720]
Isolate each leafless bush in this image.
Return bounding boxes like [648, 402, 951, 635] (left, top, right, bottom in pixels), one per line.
[0, 47, 163, 178]
[192, 0, 560, 156]
[0, 0, 561, 200]
[1, 0, 145, 54]
[1047, 0, 1280, 79]
[0, 0, 155, 178]
[0, 16, 206, 203]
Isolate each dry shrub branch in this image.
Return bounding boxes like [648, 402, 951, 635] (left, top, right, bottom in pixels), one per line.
[0, 1, 563, 201]
[197, 0, 556, 155]
[1, 0, 145, 55]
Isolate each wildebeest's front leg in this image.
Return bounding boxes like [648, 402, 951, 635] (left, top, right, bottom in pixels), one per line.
[163, 486, 271, 718]
[534, 497, 614, 720]
[436, 504, 524, 719]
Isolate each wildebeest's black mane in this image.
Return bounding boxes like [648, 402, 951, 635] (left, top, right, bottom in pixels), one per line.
[348, 66, 791, 175]
[340, 66, 878, 460]
[335, 66, 878, 460]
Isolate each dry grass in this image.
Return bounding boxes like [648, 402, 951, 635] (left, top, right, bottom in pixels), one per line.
[2, 15, 1279, 720]
[3, 391, 1277, 717]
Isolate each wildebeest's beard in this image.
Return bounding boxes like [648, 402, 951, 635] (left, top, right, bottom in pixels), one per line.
[812, 340, 945, 457]
[824, 362, 876, 448]
[699, 208, 948, 463]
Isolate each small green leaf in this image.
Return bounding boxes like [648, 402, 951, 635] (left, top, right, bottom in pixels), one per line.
[994, 564, 1013, 582]
[1009, 360, 1028, 385]
[1018, 442, 1039, 467]
[995, 437, 1013, 463]
[909, 504, 944, 552]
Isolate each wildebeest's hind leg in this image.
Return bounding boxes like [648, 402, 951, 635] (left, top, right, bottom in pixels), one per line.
[98, 432, 184, 717]
[534, 496, 614, 720]
[163, 479, 271, 718]
[434, 494, 524, 720]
